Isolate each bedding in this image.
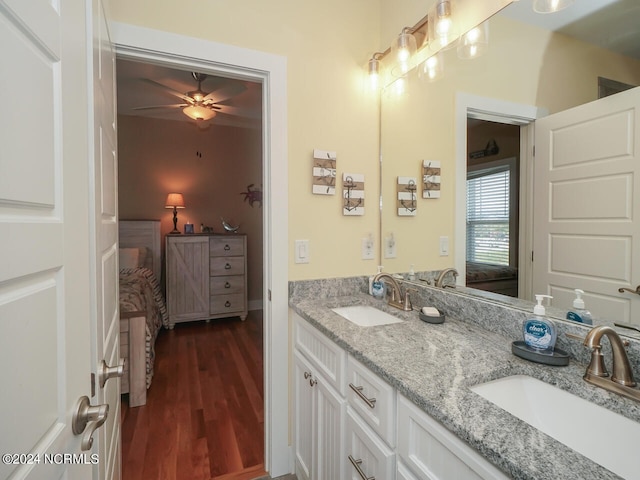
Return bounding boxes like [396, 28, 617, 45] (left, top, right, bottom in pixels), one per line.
[119, 267, 168, 388]
[466, 261, 518, 297]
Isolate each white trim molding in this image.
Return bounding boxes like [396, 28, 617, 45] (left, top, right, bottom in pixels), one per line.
[110, 22, 290, 476]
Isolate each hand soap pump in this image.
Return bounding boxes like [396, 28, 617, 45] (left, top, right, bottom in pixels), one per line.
[566, 289, 593, 325]
[370, 266, 386, 300]
[523, 295, 556, 355]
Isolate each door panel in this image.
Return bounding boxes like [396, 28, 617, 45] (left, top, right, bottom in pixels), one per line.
[91, 0, 120, 478]
[0, 0, 94, 478]
[533, 87, 640, 323]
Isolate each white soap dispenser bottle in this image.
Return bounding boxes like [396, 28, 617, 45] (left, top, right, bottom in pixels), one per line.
[523, 294, 556, 355]
[566, 289, 593, 325]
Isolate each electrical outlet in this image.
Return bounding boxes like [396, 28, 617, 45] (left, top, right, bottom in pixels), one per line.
[362, 237, 374, 260]
[384, 235, 397, 258]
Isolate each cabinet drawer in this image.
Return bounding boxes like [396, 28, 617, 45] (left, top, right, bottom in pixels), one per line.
[397, 394, 509, 480]
[210, 236, 244, 256]
[345, 408, 395, 480]
[210, 275, 245, 295]
[210, 293, 245, 314]
[347, 355, 396, 447]
[294, 313, 346, 395]
[210, 256, 244, 276]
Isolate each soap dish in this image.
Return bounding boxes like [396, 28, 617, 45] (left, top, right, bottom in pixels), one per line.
[418, 311, 446, 324]
[511, 341, 570, 366]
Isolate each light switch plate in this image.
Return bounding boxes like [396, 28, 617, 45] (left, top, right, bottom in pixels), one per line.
[439, 236, 449, 256]
[384, 236, 397, 258]
[362, 237, 374, 260]
[295, 239, 310, 264]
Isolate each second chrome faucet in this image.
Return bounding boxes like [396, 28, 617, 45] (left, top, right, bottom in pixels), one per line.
[372, 273, 413, 311]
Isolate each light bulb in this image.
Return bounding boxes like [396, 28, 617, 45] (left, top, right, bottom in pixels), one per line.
[533, 0, 575, 13]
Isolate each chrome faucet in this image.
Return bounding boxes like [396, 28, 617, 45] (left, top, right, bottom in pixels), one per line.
[583, 325, 640, 402]
[372, 273, 413, 311]
[435, 268, 459, 288]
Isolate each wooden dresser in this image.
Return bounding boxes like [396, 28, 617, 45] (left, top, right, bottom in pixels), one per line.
[165, 234, 248, 327]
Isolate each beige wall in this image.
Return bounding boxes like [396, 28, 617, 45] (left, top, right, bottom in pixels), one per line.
[108, 0, 382, 281]
[118, 115, 264, 302]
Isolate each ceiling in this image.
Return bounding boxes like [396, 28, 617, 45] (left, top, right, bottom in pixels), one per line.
[499, 0, 640, 59]
[116, 59, 263, 129]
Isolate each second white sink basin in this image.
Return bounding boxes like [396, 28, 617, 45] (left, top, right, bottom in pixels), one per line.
[331, 305, 403, 327]
[471, 374, 640, 479]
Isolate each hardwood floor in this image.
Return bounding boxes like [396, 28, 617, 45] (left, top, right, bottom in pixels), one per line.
[121, 311, 266, 480]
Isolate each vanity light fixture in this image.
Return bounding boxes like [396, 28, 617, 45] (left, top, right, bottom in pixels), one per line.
[391, 28, 418, 76]
[457, 21, 489, 59]
[165, 193, 186, 234]
[368, 53, 384, 91]
[533, 0, 575, 14]
[418, 52, 444, 82]
[428, 0, 458, 51]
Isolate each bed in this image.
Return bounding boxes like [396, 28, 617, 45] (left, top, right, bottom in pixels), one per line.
[465, 261, 518, 297]
[119, 220, 168, 407]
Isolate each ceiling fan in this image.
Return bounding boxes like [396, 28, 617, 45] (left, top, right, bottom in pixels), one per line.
[133, 72, 248, 123]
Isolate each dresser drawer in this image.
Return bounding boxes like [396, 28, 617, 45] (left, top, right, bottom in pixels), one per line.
[210, 275, 245, 295]
[210, 236, 244, 256]
[347, 354, 396, 447]
[210, 293, 245, 314]
[210, 256, 245, 276]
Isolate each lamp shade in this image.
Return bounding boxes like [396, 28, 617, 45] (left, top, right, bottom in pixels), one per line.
[457, 21, 489, 59]
[183, 105, 216, 121]
[165, 193, 186, 209]
[428, 0, 458, 51]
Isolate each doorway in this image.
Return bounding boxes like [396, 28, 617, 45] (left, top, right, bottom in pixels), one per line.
[112, 22, 290, 477]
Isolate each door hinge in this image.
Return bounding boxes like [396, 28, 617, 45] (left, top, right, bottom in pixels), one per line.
[532, 145, 535, 157]
[531, 251, 534, 262]
[90, 373, 96, 397]
[268, 289, 272, 301]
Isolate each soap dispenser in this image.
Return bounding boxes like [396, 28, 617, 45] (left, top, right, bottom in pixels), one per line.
[523, 295, 556, 355]
[370, 266, 386, 299]
[566, 289, 593, 325]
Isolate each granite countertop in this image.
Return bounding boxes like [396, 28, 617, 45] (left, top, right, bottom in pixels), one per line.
[290, 293, 640, 480]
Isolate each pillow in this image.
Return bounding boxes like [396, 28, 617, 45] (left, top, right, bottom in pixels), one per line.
[136, 247, 149, 268]
[119, 248, 140, 269]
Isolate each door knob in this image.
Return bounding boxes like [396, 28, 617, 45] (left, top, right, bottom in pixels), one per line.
[98, 359, 124, 388]
[72, 396, 109, 451]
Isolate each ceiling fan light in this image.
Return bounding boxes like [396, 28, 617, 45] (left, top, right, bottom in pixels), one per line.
[183, 105, 216, 121]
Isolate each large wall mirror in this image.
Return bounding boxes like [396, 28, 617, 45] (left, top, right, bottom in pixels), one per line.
[379, 0, 640, 327]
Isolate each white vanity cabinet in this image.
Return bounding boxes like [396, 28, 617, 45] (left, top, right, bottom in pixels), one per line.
[292, 310, 509, 480]
[293, 314, 347, 480]
[397, 394, 509, 480]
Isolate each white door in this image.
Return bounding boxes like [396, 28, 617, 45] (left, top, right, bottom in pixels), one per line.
[90, 0, 121, 479]
[0, 1, 104, 479]
[533, 87, 640, 324]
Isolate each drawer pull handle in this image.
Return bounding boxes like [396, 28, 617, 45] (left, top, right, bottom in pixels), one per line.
[225, 301, 231, 308]
[349, 383, 376, 408]
[303, 371, 317, 387]
[348, 455, 375, 480]
[225, 263, 231, 270]
[224, 282, 231, 288]
[224, 244, 231, 251]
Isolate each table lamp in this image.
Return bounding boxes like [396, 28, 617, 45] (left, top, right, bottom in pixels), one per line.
[165, 193, 186, 234]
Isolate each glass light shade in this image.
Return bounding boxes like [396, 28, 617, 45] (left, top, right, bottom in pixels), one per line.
[457, 22, 489, 59]
[533, 0, 575, 13]
[391, 31, 417, 76]
[428, 0, 458, 51]
[183, 105, 216, 121]
[368, 57, 381, 91]
[165, 193, 185, 209]
[418, 53, 444, 82]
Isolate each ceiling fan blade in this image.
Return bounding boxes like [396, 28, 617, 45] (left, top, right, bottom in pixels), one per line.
[140, 78, 193, 103]
[202, 83, 247, 103]
[211, 104, 261, 119]
[132, 104, 188, 110]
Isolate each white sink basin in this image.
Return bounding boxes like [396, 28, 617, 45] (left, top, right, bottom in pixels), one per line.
[331, 305, 403, 327]
[470, 375, 640, 479]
